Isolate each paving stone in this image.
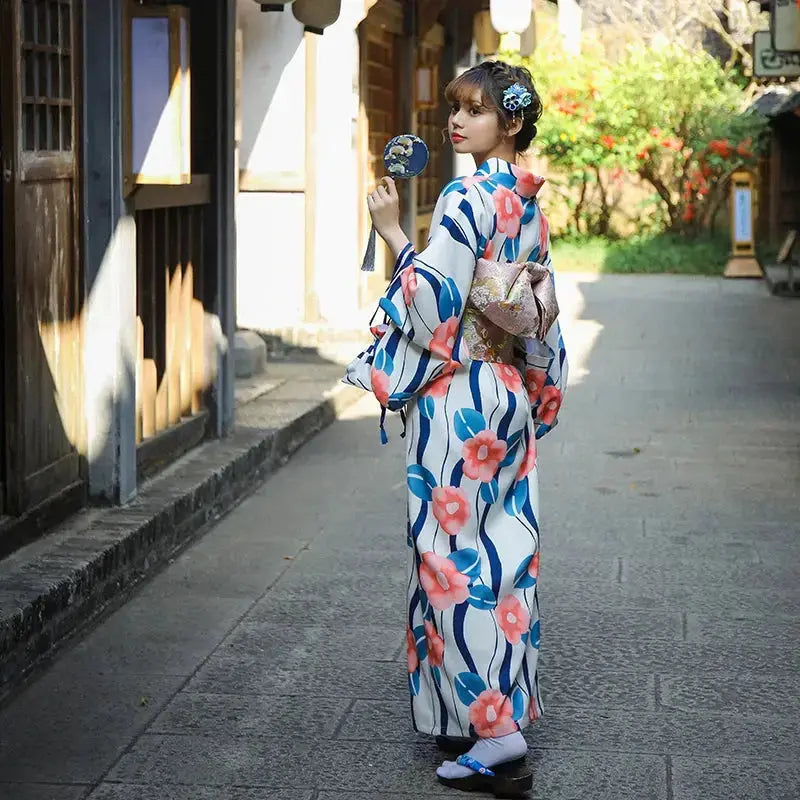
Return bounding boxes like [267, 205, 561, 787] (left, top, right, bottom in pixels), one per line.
[88, 786, 313, 800]
[684, 613, 800, 648]
[528, 708, 798, 760]
[185, 653, 407, 700]
[541, 668, 657, 711]
[671, 757, 800, 800]
[149, 691, 351, 737]
[0, 786, 89, 800]
[658, 674, 800, 716]
[66, 590, 252, 676]
[106, 734, 316, 788]
[545, 609, 682, 642]
[218, 620, 403, 666]
[542, 636, 798, 676]
[0, 671, 179, 783]
[526, 748, 668, 800]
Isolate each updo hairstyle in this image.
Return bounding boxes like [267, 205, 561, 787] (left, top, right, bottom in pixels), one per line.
[444, 60, 543, 152]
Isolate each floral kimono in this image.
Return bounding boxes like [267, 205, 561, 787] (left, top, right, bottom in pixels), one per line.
[344, 157, 567, 738]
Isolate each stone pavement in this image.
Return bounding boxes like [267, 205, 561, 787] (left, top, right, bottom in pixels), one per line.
[0, 274, 798, 800]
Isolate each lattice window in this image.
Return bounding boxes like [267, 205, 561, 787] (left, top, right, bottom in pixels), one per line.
[20, 0, 73, 152]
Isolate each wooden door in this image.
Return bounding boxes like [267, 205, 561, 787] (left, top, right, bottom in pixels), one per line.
[1, 0, 83, 516]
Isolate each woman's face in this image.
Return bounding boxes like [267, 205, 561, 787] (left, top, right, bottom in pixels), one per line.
[448, 89, 506, 157]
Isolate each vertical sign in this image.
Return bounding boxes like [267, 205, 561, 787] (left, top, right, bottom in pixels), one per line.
[733, 187, 752, 246]
[772, 0, 800, 53]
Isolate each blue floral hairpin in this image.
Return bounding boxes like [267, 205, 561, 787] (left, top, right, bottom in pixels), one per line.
[503, 82, 532, 113]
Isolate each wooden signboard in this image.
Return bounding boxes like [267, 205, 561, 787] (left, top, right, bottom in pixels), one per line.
[772, 0, 800, 54]
[753, 31, 800, 78]
[124, 3, 191, 195]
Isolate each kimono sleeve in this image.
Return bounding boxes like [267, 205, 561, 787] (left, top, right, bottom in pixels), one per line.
[366, 183, 490, 410]
[521, 224, 568, 439]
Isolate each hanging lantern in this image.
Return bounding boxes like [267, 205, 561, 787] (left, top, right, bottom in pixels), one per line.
[489, 0, 532, 35]
[292, 0, 341, 34]
[255, 0, 296, 11]
[473, 10, 501, 56]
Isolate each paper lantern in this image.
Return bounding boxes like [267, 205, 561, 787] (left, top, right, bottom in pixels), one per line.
[292, 0, 341, 34]
[256, 0, 296, 11]
[490, 0, 532, 34]
[473, 10, 501, 56]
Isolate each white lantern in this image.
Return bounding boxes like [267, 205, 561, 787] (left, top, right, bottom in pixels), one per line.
[489, 0, 532, 34]
[292, 0, 341, 34]
[256, 0, 296, 10]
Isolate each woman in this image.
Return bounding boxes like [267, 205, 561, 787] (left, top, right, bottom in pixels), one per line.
[349, 60, 567, 796]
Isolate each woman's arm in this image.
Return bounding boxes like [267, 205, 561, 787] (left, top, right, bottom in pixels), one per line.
[367, 177, 410, 261]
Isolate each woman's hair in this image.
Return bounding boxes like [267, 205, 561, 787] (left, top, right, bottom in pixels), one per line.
[444, 61, 543, 152]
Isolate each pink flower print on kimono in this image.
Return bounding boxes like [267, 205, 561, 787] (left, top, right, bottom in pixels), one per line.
[419, 551, 471, 611]
[370, 367, 390, 408]
[469, 689, 518, 738]
[406, 625, 419, 673]
[462, 430, 507, 483]
[511, 165, 546, 199]
[516, 440, 537, 481]
[538, 385, 563, 426]
[432, 486, 471, 535]
[423, 372, 454, 398]
[525, 368, 547, 405]
[493, 185, 524, 239]
[430, 317, 460, 361]
[461, 174, 491, 190]
[492, 363, 523, 394]
[482, 238, 495, 260]
[400, 265, 418, 306]
[424, 619, 445, 668]
[497, 594, 531, 645]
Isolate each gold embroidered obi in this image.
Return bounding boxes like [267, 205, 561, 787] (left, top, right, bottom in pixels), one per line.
[462, 305, 517, 365]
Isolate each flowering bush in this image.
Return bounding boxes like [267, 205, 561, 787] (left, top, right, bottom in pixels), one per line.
[518, 40, 768, 236]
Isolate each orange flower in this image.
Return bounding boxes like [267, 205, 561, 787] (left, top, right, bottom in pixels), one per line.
[682, 205, 696, 222]
[511, 166, 545, 199]
[482, 238, 495, 260]
[497, 595, 531, 645]
[400, 265, 418, 306]
[649, 127, 662, 137]
[516, 440, 538, 481]
[469, 689, 517, 738]
[424, 619, 445, 667]
[538, 385, 562, 426]
[419, 550, 471, 610]
[492, 363, 523, 393]
[370, 368, 390, 407]
[430, 317, 459, 361]
[660, 136, 683, 152]
[493, 185, 524, 239]
[600, 134, 615, 149]
[462, 430, 507, 483]
[406, 626, 419, 673]
[709, 139, 732, 158]
[431, 486, 471, 536]
[424, 372, 454, 398]
[525, 369, 547, 405]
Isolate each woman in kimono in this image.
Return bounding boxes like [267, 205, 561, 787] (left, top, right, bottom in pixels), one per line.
[354, 60, 567, 796]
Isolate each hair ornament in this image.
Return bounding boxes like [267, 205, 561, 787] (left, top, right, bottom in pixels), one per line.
[502, 82, 533, 113]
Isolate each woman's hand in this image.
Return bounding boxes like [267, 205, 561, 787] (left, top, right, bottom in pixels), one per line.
[367, 176, 410, 259]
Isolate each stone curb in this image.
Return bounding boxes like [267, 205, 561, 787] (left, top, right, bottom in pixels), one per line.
[0, 381, 365, 705]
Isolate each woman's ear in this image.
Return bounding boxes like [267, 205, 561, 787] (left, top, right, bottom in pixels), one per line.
[507, 116, 524, 138]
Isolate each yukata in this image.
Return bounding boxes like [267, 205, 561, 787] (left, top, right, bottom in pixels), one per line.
[346, 157, 567, 738]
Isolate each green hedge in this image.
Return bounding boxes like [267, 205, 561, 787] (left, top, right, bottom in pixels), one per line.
[551, 233, 732, 275]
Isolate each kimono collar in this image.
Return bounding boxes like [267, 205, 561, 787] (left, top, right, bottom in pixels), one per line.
[472, 157, 546, 199]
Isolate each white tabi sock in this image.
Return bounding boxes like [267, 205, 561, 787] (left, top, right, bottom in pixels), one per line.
[435, 730, 527, 779]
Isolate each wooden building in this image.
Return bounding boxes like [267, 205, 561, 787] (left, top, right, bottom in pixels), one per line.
[0, 0, 236, 557]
